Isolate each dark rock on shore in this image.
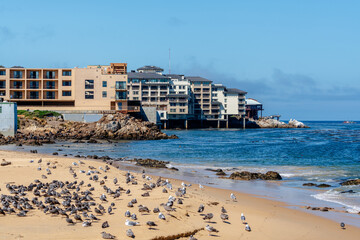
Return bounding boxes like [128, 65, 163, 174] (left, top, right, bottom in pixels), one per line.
[340, 179, 360, 186]
[303, 183, 317, 187]
[228, 171, 282, 181]
[340, 190, 356, 194]
[316, 184, 332, 188]
[134, 159, 169, 168]
[0, 113, 178, 146]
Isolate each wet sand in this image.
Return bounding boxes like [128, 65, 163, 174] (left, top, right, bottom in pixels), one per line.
[0, 150, 359, 240]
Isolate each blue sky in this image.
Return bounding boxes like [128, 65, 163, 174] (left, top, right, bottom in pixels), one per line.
[1, 0, 359, 120]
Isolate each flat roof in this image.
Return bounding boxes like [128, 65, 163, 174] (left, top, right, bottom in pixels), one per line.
[226, 88, 247, 94]
[246, 98, 262, 105]
[186, 76, 212, 83]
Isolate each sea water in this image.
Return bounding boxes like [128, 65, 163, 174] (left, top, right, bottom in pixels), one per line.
[2, 121, 360, 223]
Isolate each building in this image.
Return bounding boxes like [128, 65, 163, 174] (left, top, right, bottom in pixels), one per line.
[246, 98, 263, 119]
[0, 102, 17, 137]
[0, 63, 139, 113]
[187, 76, 213, 119]
[212, 84, 247, 120]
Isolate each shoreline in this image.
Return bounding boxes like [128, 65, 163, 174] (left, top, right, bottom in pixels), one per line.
[0, 150, 359, 239]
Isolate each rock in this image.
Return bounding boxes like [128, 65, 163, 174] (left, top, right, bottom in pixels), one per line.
[134, 159, 169, 168]
[340, 190, 356, 194]
[316, 184, 331, 188]
[340, 179, 360, 186]
[303, 183, 317, 187]
[52, 152, 59, 155]
[246, 118, 309, 129]
[215, 169, 227, 176]
[228, 171, 282, 181]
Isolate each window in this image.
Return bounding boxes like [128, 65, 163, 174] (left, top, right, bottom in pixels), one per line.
[29, 71, 39, 79]
[85, 80, 94, 89]
[170, 109, 176, 112]
[102, 81, 107, 87]
[85, 91, 94, 99]
[133, 97, 139, 100]
[0, 81, 6, 88]
[62, 80, 71, 86]
[133, 91, 139, 95]
[62, 91, 71, 96]
[179, 103, 186, 106]
[0, 70, 5, 76]
[102, 91, 107, 98]
[224, 99, 227, 103]
[29, 81, 39, 89]
[170, 103, 176, 106]
[115, 81, 126, 90]
[46, 91, 55, 99]
[45, 71, 56, 79]
[180, 109, 185, 112]
[160, 113, 164, 117]
[13, 71, 23, 78]
[116, 91, 126, 100]
[45, 81, 56, 89]
[62, 70, 71, 76]
[0, 106, 2, 113]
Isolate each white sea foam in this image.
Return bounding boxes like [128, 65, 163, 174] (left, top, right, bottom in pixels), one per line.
[312, 189, 360, 213]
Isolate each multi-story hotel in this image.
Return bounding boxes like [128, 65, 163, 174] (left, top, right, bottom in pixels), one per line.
[0, 63, 249, 127]
[0, 63, 137, 112]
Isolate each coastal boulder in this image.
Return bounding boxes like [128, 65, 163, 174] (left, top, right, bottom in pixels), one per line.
[229, 171, 282, 181]
[340, 179, 360, 186]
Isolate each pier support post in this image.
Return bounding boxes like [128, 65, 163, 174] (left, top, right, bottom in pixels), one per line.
[242, 117, 245, 129]
[226, 119, 229, 128]
[217, 120, 220, 128]
[185, 120, 188, 129]
[164, 121, 167, 129]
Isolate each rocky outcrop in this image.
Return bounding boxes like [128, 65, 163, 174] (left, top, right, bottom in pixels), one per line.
[246, 118, 309, 128]
[340, 179, 360, 186]
[131, 158, 178, 171]
[228, 171, 282, 180]
[0, 113, 178, 145]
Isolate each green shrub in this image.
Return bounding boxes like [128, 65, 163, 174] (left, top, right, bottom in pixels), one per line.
[17, 110, 62, 119]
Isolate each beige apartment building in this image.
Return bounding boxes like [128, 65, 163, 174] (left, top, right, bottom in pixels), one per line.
[0, 63, 135, 112]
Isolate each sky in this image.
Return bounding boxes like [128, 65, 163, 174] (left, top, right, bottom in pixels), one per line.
[0, 0, 359, 120]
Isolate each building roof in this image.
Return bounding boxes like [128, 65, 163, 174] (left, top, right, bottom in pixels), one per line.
[212, 101, 221, 105]
[226, 88, 247, 95]
[246, 98, 262, 105]
[137, 65, 164, 72]
[127, 72, 170, 79]
[186, 76, 212, 83]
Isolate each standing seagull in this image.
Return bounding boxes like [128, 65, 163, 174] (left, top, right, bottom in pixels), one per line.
[199, 184, 204, 190]
[245, 224, 251, 232]
[158, 212, 166, 220]
[230, 193, 237, 201]
[241, 213, 246, 223]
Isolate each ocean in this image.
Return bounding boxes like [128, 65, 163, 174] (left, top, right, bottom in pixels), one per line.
[1, 121, 360, 224]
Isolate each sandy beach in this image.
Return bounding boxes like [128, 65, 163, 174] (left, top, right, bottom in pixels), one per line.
[0, 150, 359, 240]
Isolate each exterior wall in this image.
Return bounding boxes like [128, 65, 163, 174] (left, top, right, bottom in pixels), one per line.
[190, 81, 213, 119]
[0, 65, 128, 112]
[212, 84, 226, 119]
[0, 102, 17, 136]
[141, 106, 159, 123]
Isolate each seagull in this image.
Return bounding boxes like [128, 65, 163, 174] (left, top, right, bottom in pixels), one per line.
[230, 193, 236, 201]
[101, 231, 115, 239]
[102, 221, 110, 228]
[189, 235, 198, 240]
[241, 213, 246, 223]
[126, 229, 135, 238]
[113, 178, 118, 185]
[158, 212, 166, 220]
[199, 184, 204, 189]
[197, 204, 204, 213]
[146, 221, 157, 227]
[125, 219, 139, 226]
[245, 224, 251, 232]
[203, 213, 214, 221]
[72, 162, 78, 166]
[221, 206, 227, 213]
[131, 213, 137, 220]
[125, 210, 131, 217]
[100, 194, 107, 202]
[340, 222, 346, 229]
[108, 206, 113, 214]
[82, 221, 92, 227]
[220, 213, 229, 221]
[205, 225, 218, 235]
[66, 217, 75, 224]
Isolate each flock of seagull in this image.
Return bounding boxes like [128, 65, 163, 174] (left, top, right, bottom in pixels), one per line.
[0, 158, 253, 239]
